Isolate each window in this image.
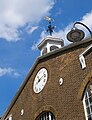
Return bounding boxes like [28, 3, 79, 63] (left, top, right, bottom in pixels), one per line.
[50, 46, 59, 52]
[42, 47, 47, 55]
[83, 85, 92, 120]
[36, 111, 55, 120]
[5, 115, 12, 120]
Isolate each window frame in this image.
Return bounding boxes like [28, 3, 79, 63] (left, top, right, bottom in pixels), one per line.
[5, 114, 12, 120]
[83, 86, 92, 120]
[36, 111, 55, 120]
[50, 45, 59, 52]
[42, 47, 47, 55]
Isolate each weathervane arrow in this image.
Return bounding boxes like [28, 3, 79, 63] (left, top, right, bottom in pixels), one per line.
[44, 16, 54, 21]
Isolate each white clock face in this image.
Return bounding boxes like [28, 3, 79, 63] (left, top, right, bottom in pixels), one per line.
[33, 68, 48, 93]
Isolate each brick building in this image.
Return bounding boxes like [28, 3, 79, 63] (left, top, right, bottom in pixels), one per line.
[1, 36, 92, 120]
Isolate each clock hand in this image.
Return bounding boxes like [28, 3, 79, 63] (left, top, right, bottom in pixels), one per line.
[38, 74, 46, 83]
[38, 76, 43, 83]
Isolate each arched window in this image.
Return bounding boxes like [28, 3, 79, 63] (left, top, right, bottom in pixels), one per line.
[50, 46, 59, 52]
[42, 47, 47, 55]
[83, 83, 92, 120]
[36, 111, 56, 120]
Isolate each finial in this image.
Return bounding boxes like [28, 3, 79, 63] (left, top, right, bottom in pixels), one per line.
[44, 16, 55, 36]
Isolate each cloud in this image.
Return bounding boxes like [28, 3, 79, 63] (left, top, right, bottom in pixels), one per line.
[0, 67, 20, 77]
[55, 8, 62, 16]
[27, 26, 39, 34]
[81, 10, 92, 29]
[31, 30, 47, 50]
[0, 0, 55, 41]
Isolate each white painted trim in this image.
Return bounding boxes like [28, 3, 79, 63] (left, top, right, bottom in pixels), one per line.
[79, 44, 92, 69]
[79, 55, 86, 69]
[5, 114, 12, 120]
[80, 44, 92, 56]
[21, 109, 24, 116]
[83, 96, 88, 120]
[59, 78, 63, 85]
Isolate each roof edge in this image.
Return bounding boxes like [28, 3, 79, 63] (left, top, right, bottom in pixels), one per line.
[38, 36, 64, 49]
[39, 37, 92, 59]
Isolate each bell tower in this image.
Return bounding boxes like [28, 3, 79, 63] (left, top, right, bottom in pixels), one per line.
[38, 36, 64, 56]
[38, 17, 64, 56]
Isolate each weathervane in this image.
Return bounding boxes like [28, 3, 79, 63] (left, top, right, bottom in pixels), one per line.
[44, 16, 55, 36]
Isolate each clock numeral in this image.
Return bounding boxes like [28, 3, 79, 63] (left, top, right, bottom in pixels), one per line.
[44, 74, 46, 77]
[39, 88, 41, 91]
[43, 79, 46, 82]
[36, 81, 38, 85]
[37, 76, 39, 79]
[35, 87, 38, 93]
[36, 88, 38, 93]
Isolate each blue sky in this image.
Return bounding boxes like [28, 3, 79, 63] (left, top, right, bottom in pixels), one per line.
[0, 0, 92, 116]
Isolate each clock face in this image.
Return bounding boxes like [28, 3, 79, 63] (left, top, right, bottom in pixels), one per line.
[33, 68, 48, 93]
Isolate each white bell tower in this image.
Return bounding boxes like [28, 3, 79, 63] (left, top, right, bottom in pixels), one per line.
[38, 36, 64, 56]
[38, 16, 64, 56]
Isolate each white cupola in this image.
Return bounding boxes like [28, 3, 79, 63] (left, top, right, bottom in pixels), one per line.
[38, 36, 64, 56]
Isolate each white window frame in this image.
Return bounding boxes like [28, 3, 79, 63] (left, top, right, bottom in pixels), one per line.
[5, 114, 12, 120]
[36, 112, 55, 120]
[83, 91, 88, 120]
[83, 88, 92, 120]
